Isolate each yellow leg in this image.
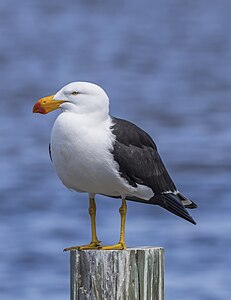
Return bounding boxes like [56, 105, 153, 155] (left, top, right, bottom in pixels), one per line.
[64, 197, 101, 251]
[89, 197, 100, 246]
[100, 198, 127, 250]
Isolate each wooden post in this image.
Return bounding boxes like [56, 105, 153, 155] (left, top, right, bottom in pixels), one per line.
[70, 247, 164, 300]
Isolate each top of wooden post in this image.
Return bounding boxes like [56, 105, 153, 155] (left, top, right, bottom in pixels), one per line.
[70, 247, 164, 300]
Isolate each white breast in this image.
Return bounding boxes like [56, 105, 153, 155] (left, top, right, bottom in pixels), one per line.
[51, 113, 123, 195]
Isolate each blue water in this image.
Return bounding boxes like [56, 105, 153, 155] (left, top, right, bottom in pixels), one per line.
[0, 0, 231, 299]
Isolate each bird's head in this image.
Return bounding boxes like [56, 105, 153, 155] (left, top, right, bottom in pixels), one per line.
[33, 82, 109, 117]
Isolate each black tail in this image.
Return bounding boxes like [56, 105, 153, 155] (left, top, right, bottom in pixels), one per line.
[151, 193, 196, 225]
[102, 193, 197, 224]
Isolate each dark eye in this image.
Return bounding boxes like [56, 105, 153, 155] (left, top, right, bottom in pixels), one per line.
[71, 91, 78, 95]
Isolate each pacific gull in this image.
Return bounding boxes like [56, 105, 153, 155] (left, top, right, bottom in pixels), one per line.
[33, 82, 197, 250]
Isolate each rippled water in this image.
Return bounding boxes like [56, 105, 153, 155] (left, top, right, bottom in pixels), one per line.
[0, 0, 231, 299]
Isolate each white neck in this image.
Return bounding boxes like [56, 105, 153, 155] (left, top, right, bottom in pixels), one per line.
[60, 103, 109, 125]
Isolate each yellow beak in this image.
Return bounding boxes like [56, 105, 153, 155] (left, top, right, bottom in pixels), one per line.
[33, 95, 67, 114]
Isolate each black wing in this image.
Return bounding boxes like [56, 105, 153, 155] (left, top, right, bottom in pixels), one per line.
[111, 117, 176, 193]
[110, 117, 196, 225]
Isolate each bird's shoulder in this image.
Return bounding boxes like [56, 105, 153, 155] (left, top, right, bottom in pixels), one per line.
[110, 116, 157, 150]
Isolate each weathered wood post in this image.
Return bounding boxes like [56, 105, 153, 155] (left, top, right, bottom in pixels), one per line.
[70, 247, 164, 300]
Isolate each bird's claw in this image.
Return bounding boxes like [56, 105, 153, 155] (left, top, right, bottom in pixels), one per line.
[63, 241, 101, 252]
[98, 242, 126, 250]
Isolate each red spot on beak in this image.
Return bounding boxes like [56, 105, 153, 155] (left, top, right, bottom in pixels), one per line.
[33, 102, 46, 114]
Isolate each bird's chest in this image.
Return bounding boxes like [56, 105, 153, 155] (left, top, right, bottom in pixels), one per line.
[50, 114, 120, 193]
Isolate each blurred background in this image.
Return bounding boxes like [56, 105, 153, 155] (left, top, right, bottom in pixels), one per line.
[0, 0, 231, 299]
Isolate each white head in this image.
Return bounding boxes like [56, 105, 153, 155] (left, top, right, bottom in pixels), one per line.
[33, 82, 110, 119]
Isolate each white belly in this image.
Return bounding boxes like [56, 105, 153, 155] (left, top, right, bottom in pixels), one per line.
[50, 113, 154, 200]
